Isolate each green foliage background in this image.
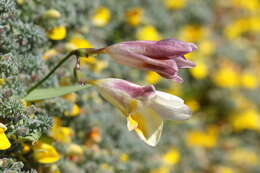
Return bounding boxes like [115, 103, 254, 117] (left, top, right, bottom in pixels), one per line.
[0, 0, 260, 173]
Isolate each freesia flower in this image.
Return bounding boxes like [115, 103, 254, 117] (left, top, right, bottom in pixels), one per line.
[103, 39, 197, 82]
[91, 78, 192, 146]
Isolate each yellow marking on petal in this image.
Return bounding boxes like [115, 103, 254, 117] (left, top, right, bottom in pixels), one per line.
[127, 116, 138, 131]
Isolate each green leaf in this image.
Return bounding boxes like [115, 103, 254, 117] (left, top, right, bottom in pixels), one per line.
[24, 85, 90, 101]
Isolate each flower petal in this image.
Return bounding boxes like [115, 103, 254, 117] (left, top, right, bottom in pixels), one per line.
[148, 91, 192, 120]
[129, 106, 164, 146]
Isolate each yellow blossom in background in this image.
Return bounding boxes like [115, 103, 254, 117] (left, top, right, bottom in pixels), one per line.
[240, 72, 258, 89]
[125, 7, 143, 27]
[49, 165, 61, 173]
[80, 57, 108, 73]
[22, 144, 31, 154]
[190, 61, 208, 79]
[33, 142, 60, 164]
[50, 117, 73, 143]
[119, 153, 129, 162]
[44, 9, 61, 19]
[136, 25, 162, 41]
[224, 17, 260, 39]
[179, 25, 207, 42]
[91, 7, 111, 27]
[163, 148, 180, 165]
[199, 40, 215, 56]
[230, 109, 260, 132]
[166, 84, 182, 97]
[232, 0, 260, 12]
[69, 36, 93, 50]
[229, 148, 258, 166]
[63, 93, 77, 103]
[145, 71, 161, 84]
[67, 144, 84, 156]
[215, 166, 235, 173]
[150, 166, 171, 173]
[186, 99, 200, 112]
[224, 19, 248, 39]
[16, 0, 24, 5]
[186, 126, 218, 148]
[0, 78, 5, 85]
[48, 26, 67, 40]
[0, 123, 11, 150]
[64, 104, 80, 116]
[213, 66, 239, 88]
[249, 17, 260, 33]
[163, 0, 186, 9]
[42, 49, 58, 60]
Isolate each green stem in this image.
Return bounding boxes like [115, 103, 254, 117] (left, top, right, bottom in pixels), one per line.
[27, 48, 104, 94]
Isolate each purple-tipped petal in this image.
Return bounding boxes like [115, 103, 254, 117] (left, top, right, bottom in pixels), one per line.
[174, 56, 196, 68]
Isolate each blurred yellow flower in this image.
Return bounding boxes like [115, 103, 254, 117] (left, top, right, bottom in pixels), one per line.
[163, 148, 180, 165]
[42, 49, 58, 60]
[186, 126, 218, 148]
[33, 142, 60, 164]
[186, 99, 200, 112]
[164, 0, 186, 9]
[150, 166, 171, 173]
[199, 40, 215, 56]
[67, 144, 84, 156]
[69, 36, 93, 50]
[50, 117, 73, 143]
[229, 148, 258, 166]
[0, 78, 5, 85]
[179, 25, 207, 42]
[63, 93, 77, 103]
[16, 0, 24, 5]
[215, 166, 234, 173]
[230, 109, 260, 132]
[22, 144, 31, 153]
[125, 7, 143, 27]
[145, 71, 161, 84]
[48, 26, 67, 40]
[80, 57, 108, 73]
[213, 66, 239, 88]
[91, 7, 111, 27]
[44, 9, 61, 19]
[136, 25, 162, 41]
[232, 0, 260, 12]
[190, 61, 208, 79]
[240, 72, 258, 89]
[0, 123, 11, 150]
[225, 17, 260, 39]
[119, 153, 129, 162]
[64, 104, 80, 116]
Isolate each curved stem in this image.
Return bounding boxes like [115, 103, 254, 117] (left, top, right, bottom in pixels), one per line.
[27, 48, 104, 94]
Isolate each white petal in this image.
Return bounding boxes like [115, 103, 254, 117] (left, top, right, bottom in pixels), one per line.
[148, 91, 192, 120]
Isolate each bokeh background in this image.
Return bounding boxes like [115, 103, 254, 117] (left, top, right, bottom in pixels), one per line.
[0, 0, 260, 172]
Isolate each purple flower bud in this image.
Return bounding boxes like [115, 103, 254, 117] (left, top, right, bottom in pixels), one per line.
[104, 39, 197, 82]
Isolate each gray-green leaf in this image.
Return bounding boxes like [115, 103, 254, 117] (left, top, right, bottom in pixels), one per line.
[24, 85, 90, 101]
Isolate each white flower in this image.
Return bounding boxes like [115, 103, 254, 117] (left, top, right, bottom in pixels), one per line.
[92, 78, 192, 146]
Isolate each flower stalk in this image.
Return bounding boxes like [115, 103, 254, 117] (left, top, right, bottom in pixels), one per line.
[27, 48, 104, 93]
